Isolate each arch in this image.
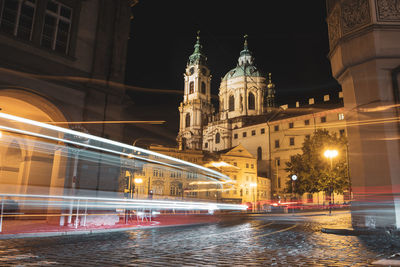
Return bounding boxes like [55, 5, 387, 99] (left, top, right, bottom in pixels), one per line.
[215, 132, 220, 144]
[201, 82, 206, 94]
[257, 146, 262, 160]
[229, 95, 235, 112]
[185, 113, 190, 128]
[189, 81, 194, 94]
[248, 92, 255, 110]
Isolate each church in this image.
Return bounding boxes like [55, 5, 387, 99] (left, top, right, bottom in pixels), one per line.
[176, 33, 348, 204]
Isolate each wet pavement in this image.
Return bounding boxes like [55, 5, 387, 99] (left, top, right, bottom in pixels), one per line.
[0, 211, 398, 266]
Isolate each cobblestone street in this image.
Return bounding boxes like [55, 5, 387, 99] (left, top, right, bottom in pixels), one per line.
[0, 212, 399, 266]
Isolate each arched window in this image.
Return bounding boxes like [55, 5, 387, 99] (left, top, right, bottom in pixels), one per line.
[215, 133, 220, 144]
[257, 147, 262, 160]
[185, 113, 190, 127]
[229, 95, 235, 112]
[248, 92, 255, 110]
[189, 81, 194, 94]
[201, 82, 206, 94]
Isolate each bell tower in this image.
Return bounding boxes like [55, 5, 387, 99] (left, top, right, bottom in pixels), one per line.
[177, 31, 213, 150]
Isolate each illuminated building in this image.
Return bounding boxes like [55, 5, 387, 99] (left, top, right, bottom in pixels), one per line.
[178, 33, 349, 205]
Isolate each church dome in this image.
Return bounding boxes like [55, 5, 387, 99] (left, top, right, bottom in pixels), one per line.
[222, 35, 264, 81]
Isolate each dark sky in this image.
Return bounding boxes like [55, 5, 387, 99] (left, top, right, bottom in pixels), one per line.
[124, 0, 341, 146]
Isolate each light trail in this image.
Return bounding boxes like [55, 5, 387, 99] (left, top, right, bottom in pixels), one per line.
[45, 120, 166, 125]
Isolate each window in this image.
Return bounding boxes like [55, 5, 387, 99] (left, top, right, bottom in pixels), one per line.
[201, 82, 206, 94]
[233, 175, 237, 180]
[153, 169, 163, 177]
[305, 134, 310, 140]
[185, 113, 190, 127]
[339, 129, 345, 136]
[41, 0, 72, 54]
[321, 116, 326, 123]
[248, 92, 255, 110]
[338, 113, 345, 120]
[251, 130, 256, 136]
[204, 142, 208, 148]
[274, 125, 279, 131]
[260, 128, 265, 134]
[257, 147, 262, 160]
[242, 132, 247, 137]
[0, 0, 36, 40]
[251, 164, 254, 169]
[275, 158, 280, 166]
[234, 133, 238, 139]
[246, 163, 249, 168]
[274, 140, 280, 148]
[189, 81, 194, 94]
[278, 177, 281, 188]
[233, 162, 237, 166]
[215, 133, 220, 144]
[304, 119, 310, 125]
[229, 95, 235, 111]
[289, 122, 294, 128]
[289, 137, 295, 146]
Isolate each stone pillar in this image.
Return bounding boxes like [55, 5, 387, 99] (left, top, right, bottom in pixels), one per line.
[326, 0, 400, 229]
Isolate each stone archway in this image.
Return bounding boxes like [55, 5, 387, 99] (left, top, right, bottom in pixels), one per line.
[0, 89, 68, 197]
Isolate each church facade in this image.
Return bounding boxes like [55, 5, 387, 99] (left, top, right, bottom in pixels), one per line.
[177, 34, 349, 204]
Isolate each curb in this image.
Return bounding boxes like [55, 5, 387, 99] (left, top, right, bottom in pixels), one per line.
[0, 222, 212, 240]
[321, 228, 381, 236]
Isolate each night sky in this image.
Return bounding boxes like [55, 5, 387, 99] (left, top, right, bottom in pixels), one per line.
[124, 0, 341, 147]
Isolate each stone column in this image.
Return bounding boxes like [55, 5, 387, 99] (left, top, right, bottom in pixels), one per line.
[326, 0, 400, 229]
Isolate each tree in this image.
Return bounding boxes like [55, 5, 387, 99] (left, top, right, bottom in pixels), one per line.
[285, 129, 350, 198]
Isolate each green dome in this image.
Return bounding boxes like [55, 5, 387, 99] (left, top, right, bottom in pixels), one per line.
[223, 65, 263, 80]
[222, 35, 264, 81]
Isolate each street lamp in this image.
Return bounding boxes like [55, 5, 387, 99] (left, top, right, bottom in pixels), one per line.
[324, 149, 338, 215]
[250, 183, 257, 212]
[134, 178, 143, 198]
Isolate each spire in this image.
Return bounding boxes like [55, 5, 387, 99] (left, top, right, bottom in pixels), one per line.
[266, 72, 276, 110]
[188, 30, 207, 66]
[238, 34, 254, 66]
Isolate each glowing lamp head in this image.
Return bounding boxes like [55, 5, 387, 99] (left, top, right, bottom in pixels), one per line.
[250, 183, 257, 187]
[324, 149, 338, 159]
[291, 174, 297, 181]
[134, 178, 143, 184]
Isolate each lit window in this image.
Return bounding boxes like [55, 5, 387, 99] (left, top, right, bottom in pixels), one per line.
[41, 0, 73, 54]
[274, 125, 279, 131]
[338, 113, 345, 120]
[0, 0, 36, 40]
[290, 137, 295, 146]
[260, 128, 265, 134]
[289, 122, 294, 128]
[251, 130, 256, 136]
[321, 116, 326, 123]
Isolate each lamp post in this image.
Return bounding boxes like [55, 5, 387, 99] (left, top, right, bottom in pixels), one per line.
[324, 149, 338, 215]
[250, 183, 257, 212]
[291, 174, 297, 214]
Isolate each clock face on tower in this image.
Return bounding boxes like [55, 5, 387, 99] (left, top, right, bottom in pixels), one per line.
[202, 68, 207, 76]
[189, 67, 194, 75]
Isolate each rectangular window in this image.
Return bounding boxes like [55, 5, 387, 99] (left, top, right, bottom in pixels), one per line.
[338, 113, 345, 120]
[204, 142, 208, 148]
[321, 116, 327, 123]
[0, 0, 36, 40]
[304, 119, 310, 125]
[251, 164, 254, 169]
[41, 0, 72, 54]
[339, 129, 345, 136]
[260, 128, 265, 134]
[305, 134, 310, 140]
[274, 125, 279, 131]
[275, 158, 280, 166]
[246, 163, 249, 168]
[233, 175, 237, 180]
[234, 133, 238, 139]
[289, 137, 295, 146]
[289, 122, 294, 128]
[274, 140, 279, 148]
[242, 132, 247, 137]
[278, 177, 281, 188]
[251, 130, 256, 136]
[233, 162, 237, 166]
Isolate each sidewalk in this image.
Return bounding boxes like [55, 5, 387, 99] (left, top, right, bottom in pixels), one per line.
[0, 214, 220, 239]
